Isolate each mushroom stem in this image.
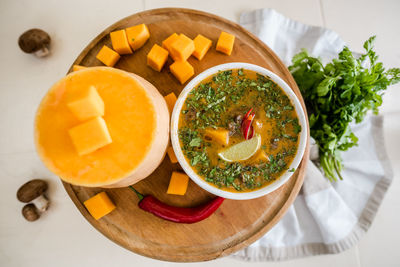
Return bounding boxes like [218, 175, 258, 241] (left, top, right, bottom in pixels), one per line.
[32, 195, 50, 212]
[34, 46, 50, 57]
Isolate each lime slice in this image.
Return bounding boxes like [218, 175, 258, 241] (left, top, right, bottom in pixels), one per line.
[218, 134, 261, 162]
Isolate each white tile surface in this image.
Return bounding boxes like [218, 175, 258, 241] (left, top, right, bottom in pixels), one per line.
[0, 0, 398, 266]
[145, 0, 324, 26]
[321, 0, 400, 114]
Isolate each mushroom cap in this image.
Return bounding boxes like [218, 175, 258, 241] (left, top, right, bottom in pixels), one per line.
[17, 179, 48, 203]
[22, 204, 40, 221]
[18, 28, 51, 53]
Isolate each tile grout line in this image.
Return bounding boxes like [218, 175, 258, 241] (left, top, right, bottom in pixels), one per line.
[319, 0, 327, 27]
[355, 245, 362, 267]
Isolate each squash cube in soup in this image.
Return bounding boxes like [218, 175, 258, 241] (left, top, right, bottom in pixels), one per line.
[170, 60, 194, 84]
[68, 117, 112, 156]
[204, 128, 229, 146]
[164, 92, 177, 114]
[84, 192, 116, 220]
[216, 31, 235, 55]
[126, 24, 150, 51]
[110, 29, 133, 55]
[170, 34, 195, 61]
[167, 146, 178, 164]
[147, 44, 169, 72]
[67, 86, 104, 121]
[167, 172, 189, 195]
[96, 45, 120, 67]
[72, 65, 86, 72]
[252, 149, 268, 163]
[193, 34, 212, 60]
[162, 33, 179, 53]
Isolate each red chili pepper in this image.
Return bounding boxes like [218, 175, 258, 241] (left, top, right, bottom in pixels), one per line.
[241, 110, 255, 140]
[129, 186, 225, 224]
[243, 108, 253, 121]
[248, 126, 254, 139]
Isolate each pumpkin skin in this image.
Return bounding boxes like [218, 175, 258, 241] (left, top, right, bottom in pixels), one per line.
[35, 67, 169, 188]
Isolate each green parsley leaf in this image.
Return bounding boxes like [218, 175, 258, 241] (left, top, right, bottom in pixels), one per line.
[189, 137, 202, 147]
[289, 36, 400, 181]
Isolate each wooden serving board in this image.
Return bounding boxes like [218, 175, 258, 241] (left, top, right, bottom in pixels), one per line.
[63, 8, 310, 262]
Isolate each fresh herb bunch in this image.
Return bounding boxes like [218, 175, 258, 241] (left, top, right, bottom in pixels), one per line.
[289, 36, 400, 181]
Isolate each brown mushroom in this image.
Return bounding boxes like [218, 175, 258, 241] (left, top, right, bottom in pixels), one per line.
[234, 114, 243, 124]
[18, 29, 51, 57]
[270, 138, 279, 150]
[22, 204, 40, 221]
[17, 179, 50, 213]
[228, 121, 237, 136]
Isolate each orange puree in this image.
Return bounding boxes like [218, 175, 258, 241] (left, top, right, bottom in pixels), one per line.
[35, 67, 169, 187]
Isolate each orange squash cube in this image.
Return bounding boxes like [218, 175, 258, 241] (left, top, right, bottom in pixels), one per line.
[167, 172, 189, 195]
[126, 24, 150, 51]
[252, 150, 268, 163]
[170, 34, 195, 61]
[110, 29, 133, 55]
[162, 33, 179, 54]
[167, 146, 178, 164]
[147, 44, 169, 72]
[193, 34, 212, 60]
[170, 60, 194, 84]
[96, 45, 120, 67]
[84, 192, 116, 220]
[204, 128, 229, 146]
[72, 65, 86, 72]
[216, 31, 235, 55]
[67, 85, 104, 121]
[164, 92, 177, 114]
[68, 117, 112, 156]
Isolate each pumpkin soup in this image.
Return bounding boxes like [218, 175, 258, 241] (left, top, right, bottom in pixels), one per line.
[178, 69, 301, 192]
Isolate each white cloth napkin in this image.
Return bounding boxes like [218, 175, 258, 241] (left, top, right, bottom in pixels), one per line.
[232, 9, 393, 261]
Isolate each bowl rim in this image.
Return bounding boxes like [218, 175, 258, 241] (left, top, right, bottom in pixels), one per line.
[171, 62, 308, 200]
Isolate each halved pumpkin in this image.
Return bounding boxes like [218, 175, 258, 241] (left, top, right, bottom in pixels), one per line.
[34, 67, 169, 188]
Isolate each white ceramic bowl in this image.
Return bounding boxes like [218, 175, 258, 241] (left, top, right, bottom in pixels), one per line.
[171, 63, 308, 200]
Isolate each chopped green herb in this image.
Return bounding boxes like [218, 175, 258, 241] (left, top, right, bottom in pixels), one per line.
[189, 137, 202, 147]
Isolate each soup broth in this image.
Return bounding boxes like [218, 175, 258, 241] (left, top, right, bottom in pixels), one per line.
[178, 69, 301, 192]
